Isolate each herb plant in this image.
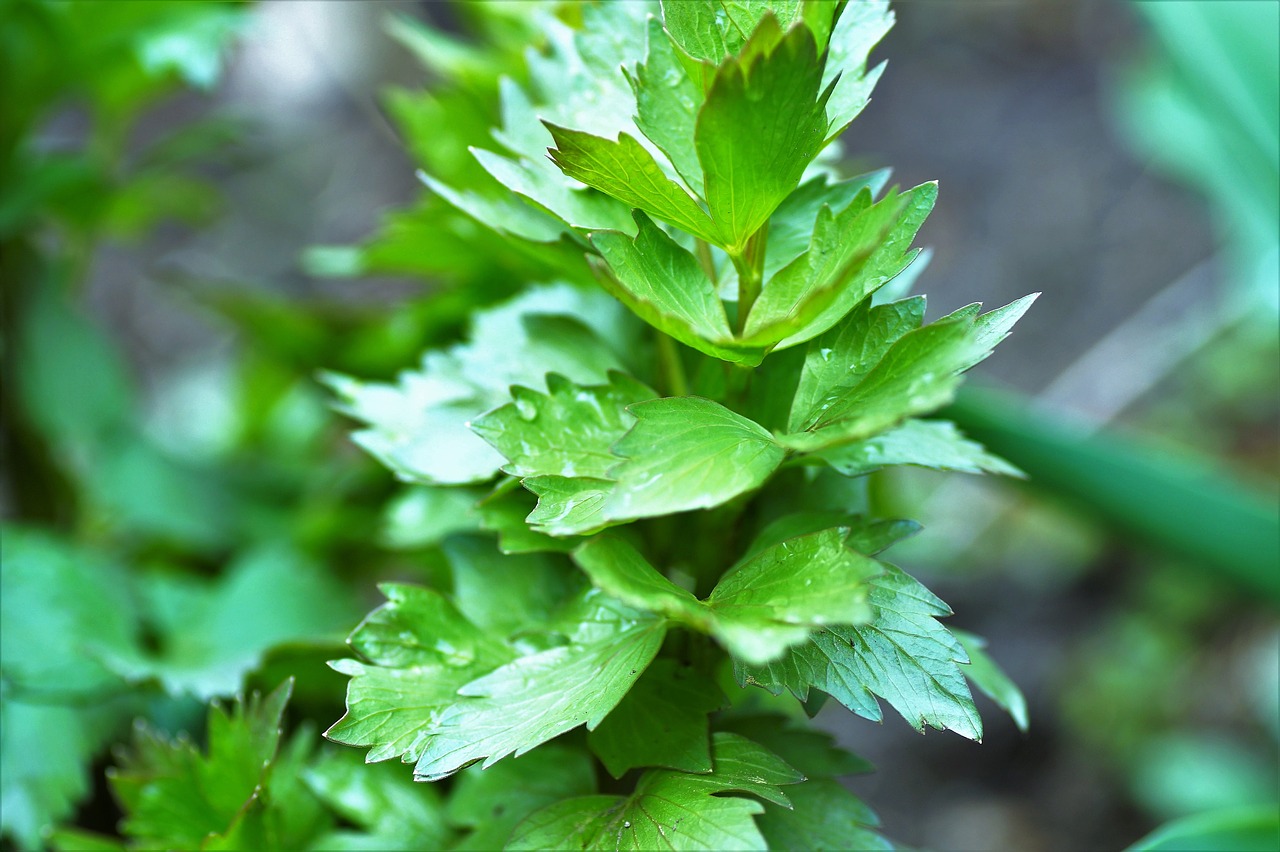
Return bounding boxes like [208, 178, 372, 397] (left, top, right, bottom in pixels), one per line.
[321, 1, 1033, 849]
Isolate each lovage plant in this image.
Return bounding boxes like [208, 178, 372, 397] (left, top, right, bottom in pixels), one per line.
[326, 1, 1033, 848]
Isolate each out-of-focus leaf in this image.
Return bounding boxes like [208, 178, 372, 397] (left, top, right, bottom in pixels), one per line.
[1126, 807, 1280, 852]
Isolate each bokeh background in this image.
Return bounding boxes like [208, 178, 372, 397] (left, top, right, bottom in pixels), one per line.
[3, 1, 1277, 850]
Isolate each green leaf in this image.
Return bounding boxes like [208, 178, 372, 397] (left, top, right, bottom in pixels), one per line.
[304, 748, 452, 850]
[379, 485, 484, 550]
[605, 397, 785, 522]
[477, 480, 580, 554]
[821, 0, 894, 140]
[508, 733, 803, 851]
[444, 536, 581, 636]
[103, 544, 356, 700]
[590, 214, 759, 365]
[781, 295, 1037, 452]
[325, 584, 514, 764]
[574, 529, 880, 664]
[524, 475, 617, 538]
[744, 183, 936, 347]
[328, 286, 625, 485]
[589, 659, 725, 777]
[630, 18, 706, 194]
[718, 714, 874, 778]
[708, 529, 881, 664]
[0, 527, 140, 695]
[757, 779, 892, 852]
[738, 565, 983, 740]
[695, 21, 830, 251]
[953, 630, 1029, 733]
[1125, 807, 1280, 852]
[446, 744, 596, 851]
[815, 419, 1023, 477]
[787, 295, 925, 433]
[471, 147, 634, 234]
[471, 372, 655, 480]
[661, 1, 805, 64]
[1, 697, 128, 850]
[763, 170, 892, 282]
[546, 124, 720, 243]
[411, 591, 666, 781]
[110, 681, 294, 850]
[744, 511, 917, 560]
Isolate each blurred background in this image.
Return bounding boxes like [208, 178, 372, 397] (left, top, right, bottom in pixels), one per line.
[2, 1, 1276, 850]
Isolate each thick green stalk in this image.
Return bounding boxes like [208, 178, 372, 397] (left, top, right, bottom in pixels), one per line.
[731, 222, 769, 334]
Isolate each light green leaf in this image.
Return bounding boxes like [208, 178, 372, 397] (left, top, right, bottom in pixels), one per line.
[954, 630, 1029, 732]
[781, 295, 1037, 452]
[472, 147, 635, 234]
[816, 419, 1023, 477]
[471, 372, 655, 480]
[772, 183, 937, 349]
[738, 565, 983, 740]
[590, 214, 760, 365]
[661, 1, 804, 64]
[508, 733, 802, 851]
[1126, 806, 1280, 852]
[574, 530, 880, 665]
[476, 480, 580, 554]
[787, 296, 926, 433]
[524, 475, 617, 538]
[589, 659, 725, 777]
[821, 0, 894, 139]
[379, 485, 484, 550]
[446, 745, 596, 851]
[630, 18, 706, 194]
[763, 170, 892, 281]
[328, 286, 624, 485]
[605, 397, 785, 522]
[411, 591, 666, 781]
[744, 183, 936, 347]
[325, 585, 514, 764]
[546, 124, 719, 243]
[695, 21, 830, 251]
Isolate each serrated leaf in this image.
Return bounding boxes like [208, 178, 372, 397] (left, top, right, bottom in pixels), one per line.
[772, 183, 937, 349]
[781, 295, 1037, 452]
[574, 529, 879, 664]
[738, 565, 983, 740]
[787, 296, 926, 433]
[695, 21, 830, 251]
[508, 733, 802, 851]
[743, 183, 935, 347]
[953, 630, 1029, 733]
[471, 372, 655, 480]
[630, 18, 706, 193]
[763, 170, 892, 281]
[590, 214, 759, 364]
[816, 419, 1023, 477]
[589, 659, 724, 777]
[605, 397, 784, 522]
[110, 681, 294, 850]
[325, 585, 514, 764]
[821, 0, 894, 140]
[411, 591, 666, 781]
[744, 512, 918, 560]
[446, 744, 596, 851]
[546, 124, 720, 243]
[328, 286, 624, 485]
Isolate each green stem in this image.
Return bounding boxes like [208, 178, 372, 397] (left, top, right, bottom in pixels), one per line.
[731, 223, 769, 335]
[656, 332, 689, 398]
[695, 239, 718, 286]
